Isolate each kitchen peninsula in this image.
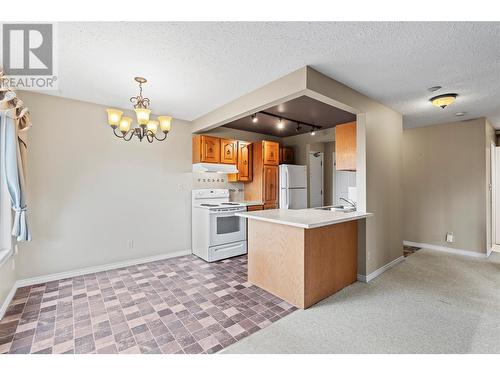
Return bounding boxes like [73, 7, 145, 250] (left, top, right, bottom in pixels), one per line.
[236, 209, 372, 309]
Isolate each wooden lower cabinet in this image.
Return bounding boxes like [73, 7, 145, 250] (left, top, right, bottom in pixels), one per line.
[246, 204, 264, 212]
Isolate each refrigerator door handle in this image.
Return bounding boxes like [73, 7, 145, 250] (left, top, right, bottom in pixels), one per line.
[285, 167, 290, 208]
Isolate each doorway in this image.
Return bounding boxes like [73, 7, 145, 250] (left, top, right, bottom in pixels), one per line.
[309, 151, 324, 207]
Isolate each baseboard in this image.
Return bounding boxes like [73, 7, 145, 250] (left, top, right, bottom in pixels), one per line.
[0, 249, 191, 320]
[357, 255, 404, 283]
[0, 283, 18, 321]
[403, 241, 487, 258]
[15, 249, 192, 288]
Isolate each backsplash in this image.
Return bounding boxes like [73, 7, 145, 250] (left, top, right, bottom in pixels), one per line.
[192, 172, 244, 201]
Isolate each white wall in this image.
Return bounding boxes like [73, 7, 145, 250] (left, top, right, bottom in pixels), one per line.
[15, 92, 193, 279]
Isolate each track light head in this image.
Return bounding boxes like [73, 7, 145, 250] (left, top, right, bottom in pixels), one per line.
[277, 118, 284, 129]
[251, 113, 258, 123]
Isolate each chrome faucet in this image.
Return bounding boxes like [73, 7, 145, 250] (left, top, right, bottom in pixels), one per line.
[340, 197, 357, 209]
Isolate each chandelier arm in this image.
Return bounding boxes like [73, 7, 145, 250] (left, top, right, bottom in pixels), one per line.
[123, 131, 135, 142]
[154, 132, 168, 141]
[145, 130, 155, 143]
[112, 127, 125, 139]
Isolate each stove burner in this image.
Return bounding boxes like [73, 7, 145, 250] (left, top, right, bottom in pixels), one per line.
[200, 204, 218, 207]
[220, 202, 240, 206]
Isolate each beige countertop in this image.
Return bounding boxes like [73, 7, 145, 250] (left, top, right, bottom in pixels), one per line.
[236, 208, 373, 229]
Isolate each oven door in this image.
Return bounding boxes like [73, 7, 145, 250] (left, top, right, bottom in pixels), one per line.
[209, 208, 246, 247]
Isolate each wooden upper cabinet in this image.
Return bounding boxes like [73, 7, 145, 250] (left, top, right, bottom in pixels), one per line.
[237, 141, 252, 181]
[335, 122, 357, 171]
[220, 139, 238, 164]
[280, 146, 294, 164]
[193, 135, 220, 163]
[263, 165, 279, 206]
[228, 141, 253, 182]
[263, 141, 279, 165]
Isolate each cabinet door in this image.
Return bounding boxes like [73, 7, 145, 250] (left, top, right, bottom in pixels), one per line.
[220, 139, 238, 164]
[237, 141, 252, 181]
[247, 204, 264, 212]
[263, 141, 279, 166]
[280, 147, 294, 164]
[201, 136, 220, 163]
[263, 165, 279, 206]
[335, 122, 356, 171]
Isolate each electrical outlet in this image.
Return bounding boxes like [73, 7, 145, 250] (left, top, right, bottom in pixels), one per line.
[127, 240, 134, 249]
[446, 232, 454, 243]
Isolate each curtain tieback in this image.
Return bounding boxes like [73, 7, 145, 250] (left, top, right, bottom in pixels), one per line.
[14, 205, 27, 212]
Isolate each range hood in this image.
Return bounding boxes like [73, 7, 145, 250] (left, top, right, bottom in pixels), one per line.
[192, 163, 239, 174]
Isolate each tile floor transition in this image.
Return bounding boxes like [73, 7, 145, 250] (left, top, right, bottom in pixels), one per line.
[403, 245, 421, 257]
[0, 255, 296, 354]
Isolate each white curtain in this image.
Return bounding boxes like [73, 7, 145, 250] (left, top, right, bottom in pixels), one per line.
[0, 116, 11, 250]
[0, 113, 31, 243]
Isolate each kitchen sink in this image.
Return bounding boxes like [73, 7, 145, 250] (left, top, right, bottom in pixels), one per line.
[314, 205, 356, 213]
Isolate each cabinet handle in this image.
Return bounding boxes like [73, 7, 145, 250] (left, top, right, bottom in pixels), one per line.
[226, 150, 230, 155]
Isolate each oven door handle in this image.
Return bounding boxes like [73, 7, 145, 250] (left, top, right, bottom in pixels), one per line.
[209, 209, 246, 215]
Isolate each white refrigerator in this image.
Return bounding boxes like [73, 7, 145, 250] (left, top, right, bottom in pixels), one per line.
[279, 164, 307, 209]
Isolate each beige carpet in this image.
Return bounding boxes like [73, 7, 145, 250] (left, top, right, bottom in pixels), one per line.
[222, 249, 500, 353]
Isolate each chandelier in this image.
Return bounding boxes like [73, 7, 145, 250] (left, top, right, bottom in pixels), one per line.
[105, 77, 172, 142]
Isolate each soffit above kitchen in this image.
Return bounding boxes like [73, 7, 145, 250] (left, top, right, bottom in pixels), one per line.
[222, 96, 356, 137]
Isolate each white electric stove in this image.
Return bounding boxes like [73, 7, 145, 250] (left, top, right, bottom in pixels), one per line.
[191, 189, 247, 262]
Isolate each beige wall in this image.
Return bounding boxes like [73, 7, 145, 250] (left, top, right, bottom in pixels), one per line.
[15, 92, 193, 279]
[403, 118, 490, 254]
[0, 257, 16, 313]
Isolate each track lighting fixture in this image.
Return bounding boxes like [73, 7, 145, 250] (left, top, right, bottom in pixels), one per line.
[296, 123, 302, 132]
[310, 128, 316, 136]
[251, 113, 258, 123]
[277, 118, 284, 129]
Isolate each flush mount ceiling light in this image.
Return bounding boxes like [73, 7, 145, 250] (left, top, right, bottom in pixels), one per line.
[456, 112, 467, 117]
[430, 93, 458, 109]
[105, 77, 172, 142]
[251, 113, 258, 123]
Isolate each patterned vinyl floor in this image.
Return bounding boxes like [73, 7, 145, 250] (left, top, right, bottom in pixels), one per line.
[0, 255, 296, 354]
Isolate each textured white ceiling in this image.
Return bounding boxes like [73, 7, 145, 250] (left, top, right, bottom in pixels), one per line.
[49, 22, 500, 128]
